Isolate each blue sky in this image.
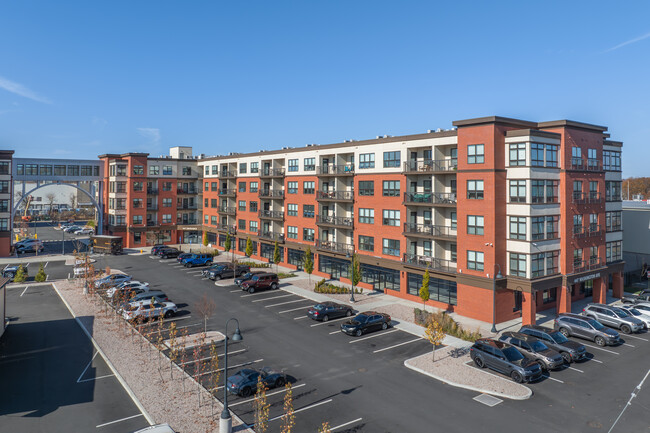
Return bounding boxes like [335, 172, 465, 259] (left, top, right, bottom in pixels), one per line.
[0, 1, 648, 176]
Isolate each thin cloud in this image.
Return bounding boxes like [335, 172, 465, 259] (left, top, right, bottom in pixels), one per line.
[137, 127, 161, 145]
[0, 75, 52, 104]
[604, 31, 650, 53]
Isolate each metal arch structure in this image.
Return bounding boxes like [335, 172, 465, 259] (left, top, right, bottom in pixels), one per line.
[12, 182, 103, 234]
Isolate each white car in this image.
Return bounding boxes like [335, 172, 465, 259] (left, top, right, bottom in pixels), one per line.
[73, 264, 96, 278]
[617, 304, 650, 329]
[74, 228, 94, 235]
[106, 281, 149, 298]
[122, 299, 178, 321]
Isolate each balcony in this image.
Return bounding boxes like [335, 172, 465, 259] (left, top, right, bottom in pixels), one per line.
[316, 214, 354, 228]
[572, 192, 603, 205]
[403, 222, 456, 239]
[259, 210, 284, 221]
[215, 223, 237, 235]
[218, 206, 236, 216]
[403, 159, 457, 174]
[219, 188, 236, 197]
[586, 159, 601, 171]
[146, 203, 158, 210]
[177, 203, 198, 210]
[317, 164, 355, 176]
[260, 168, 285, 178]
[259, 189, 285, 199]
[260, 231, 285, 243]
[573, 224, 603, 238]
[316, 239, 354, 255]
[315, 190, 354, 202]
[219, 170, 237, 179]
[146, 188, 158, 194]
[572, 258, 604, 274]
[403, 253, 457, 273]
[146, 220, 158, 227]
[179, 219, 198, 226]
[403, 192, 457, 206]
[177, 188, 197, 195]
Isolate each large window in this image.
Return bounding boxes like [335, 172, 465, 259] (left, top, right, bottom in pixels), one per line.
[509, 180, 526, 203]
[303, 158, 315, 171]
[467, 251, 484, 271]
[606, 241, 622, 262]
[531, 180, 545, 203]
[509, 143, 526, 166]
[303, 181, 315, 194]
[467, 144, 484, 164]
[362, 264, 400, 292]
[238, 200, 246, 211]
[239, 163, 247, 174]
[163, 166, 172, 175]
[250, 221, 258, 232]
[288, 248, 313, 271]
[359, 153, 375, 169]
[250, 182, 258, 193]
[407, 273, 457, 305]
[303, 228, 314, 241]
[606, 211, 622, 232]
[359, 208, 374, 224]
[467, 180, 484, 199]
[238, 182, 246, 193]
[133, 215, 143, 225]
[287, 181, 298, 194]
[509, 253, 526, 277]
[531, 143, 544, 166]
[382, 209, 400, 226]
[383, 151, 400, 168]
[467, 215, 484, 235]
[162, 214, 172, 224]
[287, 203, 298, 216]
[40, 165, 53, 176]
[382, 180, 400, 197]
[605, 181, 621, 201]
[250, 201, 258, 212]
[287, 226, 298, 239]
[303, 204, 314, 218]
[532, 217, 545, 240]
[546, 145, 558, 167]
[359, 181, 374, 196]
[288, 159, 298, 172]
[250, 162, 259, 173]
[603, 150, 621, 171]
[319, 255, 349, 280]
[238, 219, 246, 230]
[358, 235, 374, 252]
[509, 216, 526, 240]
[382, 238, 400, 256]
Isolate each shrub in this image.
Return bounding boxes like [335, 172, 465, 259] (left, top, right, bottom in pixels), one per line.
[13, 265, 28, 283]
[277, 272, 297, 279]
[414, 308, 482, 342]
[314, 279, 362, 294]
[34, 263, 47, 282]
[238, 260, 271, 268]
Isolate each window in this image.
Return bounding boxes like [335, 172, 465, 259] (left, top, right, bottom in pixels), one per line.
[573, 214, 583, 235]
[204, 198, 209, 208]
[546, 180, 559, 203]
[16, 164, 24, 175]
[204, 166, 209, 175]
[532, 217, 545, 240]
[211, 182, 218, 191]
[606, 211, 622, 232]
[303, 181, 315, 194]
[161, 182, 171, 192]
[573, 248, 583, 268]
[509, 143, 526, 166]
[116, 182, 127, 193]
[131, 165, 143, 175]
[450, 212, 457, 230]
[249, 221, 258, 232]
[238, 182, 246, 193]
[303, 204, 314, 218]
[287, 226, 298, 239]
[287, 203, 298, 217]
[359, 208, 374, 224]
[468, 144, 484, 164]
[238, 219, 246, 230]
[210, 215, 218, 225]
[531, 180, 545, 203]
[303, 158, 315, 171]
[382, 180, 400, 197]
[40, 165, 53, 175]
[250, 162, 259, 173]
[467, 251, 484, 271]
[94, 166, 100, 176]
[116, 165, 127, 176]
[532, 253, 545, 278]
[163, 198, 172, 207]
[383, 151, 400, 168]
[287, 181, 298, 194]
[382, 209, 400, 226]
[467, 180, 484, 199]
[531, 143, 545, 166]
[509, 180, 526, 203]
[238, 200, 246, 211]
[211, 198, 218, 208]
[0, 199, 8, 212]
[250, 201, 258, 212]
[133, 182, 143, 192]
[358, 235, 374, 252]
[359, 153, 375, 169]
[603, 150, 621, 171]
[509, 216, 526, 240]
[467, 215, 484, 235]
[606, 241, 622, 262]
[162, 166, 172, 175]
[288, 159, 298, 172]
[239, 163, 247, 174]
[546, 251, 559, 275]
[382, 239, 400, 256]
[542, 289, 556, 304]
[510, 253, 526, 277]
[250, 182, 258, 193]
[303, 228, 314, 241]
[605, 181, 621, 201]
[51, 165, 65, 176]
[162, 214, 172, 224]
[67, 165, 79, 176]
[133, 215, 143, 225]
[359, 181, 374, 196]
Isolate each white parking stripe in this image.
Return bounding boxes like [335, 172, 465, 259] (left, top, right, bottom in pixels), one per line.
[542, 374, 564, 383]
[187, 270, 204, 274]
[581, 343, 620, 355]
[268, 399, 333, 422]
[329, 330, 340, 335]
[590, 358, 603, 364]
[622, 343, 635, 347]
[96, 414, 144, 428]
[266, 299, 310, 308]
[44, 261, 48, 268]
[230, 289, 241, 293]
[252, 294, 294, 302]
[279, 306, 310, 314]
[241, 291, 283, 298]
[624, 334, 649, 342]
[77, 351, 100, 382]
[568, 366, 584, 373]
[349, 329, 398, 343]
[293, 316, 308, 320]
[20, 286, 28, 297]
[178, 348, 247, 365]
[311, 317, 348, 327]
[78, 373, 115, 383]
[331, 418, 363, 432]
[229, 383, 307, 408]
[373, 338, 422, 353]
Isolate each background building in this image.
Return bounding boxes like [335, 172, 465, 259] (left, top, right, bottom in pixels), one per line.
[622, 199, 650, 285]
[0, 151, 13, 257]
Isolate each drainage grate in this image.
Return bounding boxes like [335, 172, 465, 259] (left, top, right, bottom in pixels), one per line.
[473, 393, 503, 407]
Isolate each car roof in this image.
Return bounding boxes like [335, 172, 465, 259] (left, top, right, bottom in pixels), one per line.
[256, 273, 276, 277]
[520, 324, 554, 333]
[503, 331, 538, 342]
[475, 338, 509, 349]
[559, 312, 590, 320]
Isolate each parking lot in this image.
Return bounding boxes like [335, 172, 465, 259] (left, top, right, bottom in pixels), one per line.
[48, 253, 650, 432]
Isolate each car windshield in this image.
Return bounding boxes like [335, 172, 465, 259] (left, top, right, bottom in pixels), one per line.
[611, 308, 628, 318]
[502, 346, 524, 362]
[529, 341, 548, 352]
[588, 319, 605, 330]
[354, 314, 369, 323]
[313, 304, 326, 310]
[251, 276, 260, 281]
[549, 331, 569, 343]
[626, 308, 641, 316]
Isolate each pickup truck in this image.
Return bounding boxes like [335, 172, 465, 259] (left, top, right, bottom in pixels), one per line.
[181, 254, 214, 268]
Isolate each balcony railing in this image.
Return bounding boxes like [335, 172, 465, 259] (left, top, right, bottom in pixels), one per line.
[316, 214, 354, 228]
[219, 188, 236, 196]
[572, 191, 602, 204]
[572, 259, 603, 274]
[259, 189, 285, 198]
[315, 190, 354, 201]
[403, 159, 457, 174]
[218, 206, 236, 215]
[587, 159, 601, 171]
[259, 210, 284, 220]
[260, 231, 285, 243]
[315, 239, 354, 255]
[260, 168, 285, 178]
[317, 164, 355, 176]
[220, 170, 237, 178]
[177, 203, 198, 210]
[403, 222, 456, 238]
[573, 224, 602, 238]
[404, 192, 457, 206]
[215, 224, 237, 235]
[177, 188, 197, 195]
[146, 220, 157, 227]
[146, 203, 158, 210]
[403, 253, 457, 273]
[571, 157, 584, 169]
[147, 188, 158, 194]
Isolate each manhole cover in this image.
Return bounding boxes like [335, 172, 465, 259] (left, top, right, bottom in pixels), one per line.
[473, 393, 503, 407]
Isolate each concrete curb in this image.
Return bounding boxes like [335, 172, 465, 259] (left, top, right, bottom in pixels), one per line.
[403, 359, 532, 400]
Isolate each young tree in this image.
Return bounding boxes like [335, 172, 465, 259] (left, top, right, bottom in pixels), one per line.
[34, 263, 47, 282]
[280, 383, 295, 433]
[202, 231, 209, 246]
[209, 342, 221, 419]
[45, 193, 56, 216]
[225, 233, 232, 258]
[13, 265, 27, 283]
[192, 344, 203, 406]
[349, 253, 362, 298]
[69, 192, 78, 210]
[302, 247, 313, 284]
[254, 376, 270, 433]
[319, 422, 332, 433]
[273, 241, 281, 273]
[168, 322, 178, 379]
[424, 318, 445, 362]
[419, 268, 430, 311]
[194, 294, 216, 334]
[245, 237, 253, 258]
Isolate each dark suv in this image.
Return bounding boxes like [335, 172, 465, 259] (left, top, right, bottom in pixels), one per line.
[241, 273, 279, 293]
[209, 264, 251, 281]
[519, 324, 587, 363]
[554, 313, 621, 346]
[234, 271, 265, 287]
[470, 338, 542, 383]
[499, 332, 564, 371]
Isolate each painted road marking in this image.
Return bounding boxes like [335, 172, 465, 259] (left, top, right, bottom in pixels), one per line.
[20, 286, 28, 297]
[241, 291, 286, 298]
[349, 329, 398, 343]
[311, 317, 348, 327]
[77, 351, 100, 382]
[230, 383, 307, 407]
[44, 261, 48, 268]
[252, 294, 294, 302]
[268, 399, 333, 422]
[279, 305, 310, 314]
[331, 418, 363, 431]
[590, 358, 603, 364]
[329, 330, 341, 335]
[568, 366, 584, 373]
[293, 316, 308, 320]
[624, 334, 649, 342]
[266, 299, 310, 308]
[581, 343, 620, 355]
[542, 374, 564, 383]
[178, 348, 247, 365]
[373, 338, 422, 353]
[473, 393, 503, 407]
[96, 414, 144, 428]
[78, 373, 115, 383]
[622, 343, 635, 348]
[230, 289, 241, 293]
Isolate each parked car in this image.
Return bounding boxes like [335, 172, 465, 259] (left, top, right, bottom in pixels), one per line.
[226, 367, 287, 397]
[122, 299, 177, 321]
[633, 302, 650, 317]
[158, 247, 181, 259]
[241, 273, 279, 293]
[117, 291, 170, 313]
[307, 302, 353, 322]
[234, 271, 265, 286]
[518, 324, 587, 363]
[73, 264, 97, 278]
[181, 254, 213, 268]
[150, 244, 166, 255]
[470, 338, 543, 383]
[107, 281, 150, 298]
[616, 304, 650, 329]
[582, 303, 644, 334]
[340, 311, 391, 337]
[1, 265, 23, 281]
[622, 292, 650, 304]
[553, 313, 621, 346]
[499, 332, 564, 371]
[63, 225, 82, 233]
[209, 263, 251, 280]
[177, 252, 193, 263]
[14, 239, 44, 254]
[94, 273, 132, 289]
[73, 227, 94, 235]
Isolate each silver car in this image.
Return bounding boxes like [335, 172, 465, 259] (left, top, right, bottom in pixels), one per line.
[582, 303, 644, 334]
[617, 304, 650, 329]
[122, 299, 177, 321]
[554, 313, 621, 347]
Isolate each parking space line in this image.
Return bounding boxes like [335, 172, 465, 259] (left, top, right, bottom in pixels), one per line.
[78, 373, 115, 383]
[622, 343, 635, 348]
[624, 334, 649, 342]
[581, 343, 619, 355]
[77, 351, 100, 382]
[349, 329, 398, 343]
[44, 261, 48, 268]
[201, 358, 263, 376]
[293, 316, 308, 320]
[329, 330, 340, 335]
[331, 418, 363, 432]
[187, 270, 204, 274]
[311, 317, 348, 327]
[229, 383, 307, 408]
[268, 398, 333, 422]
[266, 299, 310, 308]
[178, 348, 247, 365]
[96, 414, 145, 428]
[241, 291, 285, 298]
[542, 374, 564, 383]
[147, 322, 202, 335]
[230, 289, 241, 293]
[568, 366, 584, 373]
[251, 294, 294, 303]
[20, 286, 28, 297]
[373, 338, 422, 353]
[279, 306, 309, 314]
[590, 358, 603, 364]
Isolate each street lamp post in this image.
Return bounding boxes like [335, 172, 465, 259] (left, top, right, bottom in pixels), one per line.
[220, 318, 243, 433]
[491, 263, 502, 334]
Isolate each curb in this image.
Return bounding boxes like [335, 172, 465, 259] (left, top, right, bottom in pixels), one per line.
[403, 359, 532, 400]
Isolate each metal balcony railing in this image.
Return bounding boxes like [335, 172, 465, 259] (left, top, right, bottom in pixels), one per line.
[260, 168, 285, 178]
[403, 159, 457, 173]
[404, 192, 457, 205]
[571, 157, 585, 169]
[260, 231, 285, 243]
[146, 220, 157, 227]
[259, 189, 285, 198]
[587, 159, 601, 171]
[316, 214, 353, 228]
[177, 203, 198, 210]
[146, 203, 158, 210]
[403, 222, 456, 238]
[315, 190, 354, 201]
[219, 170, 237, 178]
[146, 188, 158, 194]
[215, 224, 237, 235]
[219, 188, 236, 196]
[315, 239, 354, 255]
[572, 259, 603, 274]
[259, 210, 284, 220]
[403, 253, 457, 273]
[177, 188, 197, 194]
[218, 206, 236, 215]
[317, 164, 355, 175]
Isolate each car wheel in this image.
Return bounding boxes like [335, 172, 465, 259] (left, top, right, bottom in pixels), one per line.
[346, 309, 353, 317]
[474, 357, 485, 368]
[164, 310, 174, 318]
[248, 287, 255, 294]
[215, 275, 221, 281]
[537, 361, 547, 371]
[275, 377, 285, 387]
[620, 324, 631, 334]
[355, 329, 362, 337]
[595, 336, 606, 347]
[241, 387, 252, 398]
[559, 327, 570, 337]
[561, 352, 572, 364]
[271, 283, 278, 290]
[511, 371, 524, 384]
[322, 315, 329, 322]
[381, 322, 388, 330]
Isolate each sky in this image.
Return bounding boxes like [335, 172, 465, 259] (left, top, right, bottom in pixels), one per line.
[0, 1, 649, 177]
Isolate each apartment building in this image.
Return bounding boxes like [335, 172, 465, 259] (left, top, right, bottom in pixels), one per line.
[99, 146, 202, 248]
[197, 116, 624, 326]
[0, 151, 13, 257]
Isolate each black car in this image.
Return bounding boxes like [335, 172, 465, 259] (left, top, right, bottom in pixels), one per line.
[209, 264, 251, 280]
[307, 302, 353, 322]
[158, 247, 181, 259]
[470, 338, 543, 383]
[499, 332, 564, 371]
[518, 324, 587, 363]
[340, 311, 391, 336]
[226, 367, 287, 397]
[151, 244, 166, 255]
[234, 271, 265, 286]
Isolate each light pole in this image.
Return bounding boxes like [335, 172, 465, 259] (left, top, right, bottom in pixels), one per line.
[491, 263, 502, 334]
[346, 251, 355, 303]
[220, 318, 243, 433]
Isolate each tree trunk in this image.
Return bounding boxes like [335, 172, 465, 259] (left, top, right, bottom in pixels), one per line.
[432, 346, 435, 362]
